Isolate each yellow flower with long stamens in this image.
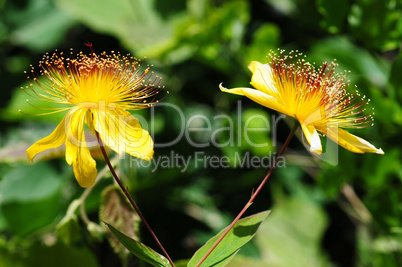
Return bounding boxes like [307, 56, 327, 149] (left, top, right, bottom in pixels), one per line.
[220, 50, 384, 155]
[23, 44, 165, 187]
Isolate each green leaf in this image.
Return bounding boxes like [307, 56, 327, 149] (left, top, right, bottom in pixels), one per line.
[187, 210, 270, 267]
[174, 259, 190, 267]
[241, 109, 273, 156]
[56, 0, 174, 58]
[0, 241, 100, 267]
[309, 36, 388, 87]
[389, 52, 402, 92]
[245, 23, 280, 64]
[0, 162, 61, 202]
[0, 162, 63, 235]
[1, 84, 67, 123]
[255, 197, 331, 266]
[317, 0, 349, 33]
[348, 0, 402, 50]
[7, 0, 76, 51]
[104, 222, 171, 267]
[227, 255, 270, 267]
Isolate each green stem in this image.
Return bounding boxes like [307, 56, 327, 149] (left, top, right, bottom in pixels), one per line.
[195, 122, 298, 267]
[96, 132, 175, 267]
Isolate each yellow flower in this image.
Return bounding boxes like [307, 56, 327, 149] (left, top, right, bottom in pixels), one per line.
[23, 44, 164, 187]
[220, 50, 384, 155]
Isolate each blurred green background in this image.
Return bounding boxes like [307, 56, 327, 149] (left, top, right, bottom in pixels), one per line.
[0, 0, 401, 266]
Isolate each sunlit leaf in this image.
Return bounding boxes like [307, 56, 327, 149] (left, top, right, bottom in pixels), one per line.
[56, 0, 174, 57]
[228, 255, 270, 267]
[7, 0, 75, 51]
[255, 197, 331, 266]
[0, 162, 63, 235]
[188, 210, 270, 267]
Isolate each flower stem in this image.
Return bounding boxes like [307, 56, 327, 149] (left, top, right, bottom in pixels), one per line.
[195, 122, 298, 267]
[96, 132, 175, 267]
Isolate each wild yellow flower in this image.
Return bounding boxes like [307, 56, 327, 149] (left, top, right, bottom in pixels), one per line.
[220, 50, 384, 155]
[23, 44, 164, 187]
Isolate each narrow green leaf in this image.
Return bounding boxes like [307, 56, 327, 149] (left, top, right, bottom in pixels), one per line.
[104, 222, 171, 267]
[188, 210, 270, 267]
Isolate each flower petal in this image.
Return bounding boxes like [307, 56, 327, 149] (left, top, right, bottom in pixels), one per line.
[319, 127, 384, 154]
[26, 116, 67, 162]
[65, 108, 97, 188]
[219, 83, 285, 113]
[91, 108, 154, 161]
[301, 123, 322, 154]
[248, 61, 279, 97]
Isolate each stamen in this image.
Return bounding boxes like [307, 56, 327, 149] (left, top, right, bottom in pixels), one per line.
[21, 45, 165, 115]
[266, 49, 374, 129]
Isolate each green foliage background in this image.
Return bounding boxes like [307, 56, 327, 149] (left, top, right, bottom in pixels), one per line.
[0, 0, 401, 266]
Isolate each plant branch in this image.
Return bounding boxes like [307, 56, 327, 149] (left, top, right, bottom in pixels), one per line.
[96, 132, 175, 267]
[80, 156, 119, 225]
[195, 122, 298, 267]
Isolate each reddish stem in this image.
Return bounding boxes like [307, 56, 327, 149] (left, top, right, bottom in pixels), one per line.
[96, 132, 175, 267]
[195, 123, 298, 267]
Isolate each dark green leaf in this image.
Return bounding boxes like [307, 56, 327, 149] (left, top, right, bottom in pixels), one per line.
[245, 23, 280, 64]
[317, 0, 349, 33]
[105, 222, 171, 267]
[0, 241, 100, 267]
[389, 52, 402, 92]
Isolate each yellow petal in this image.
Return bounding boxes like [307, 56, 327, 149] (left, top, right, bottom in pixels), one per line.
[248, 61, 279, 97]
[91, 108, 154, 161]
[65, 108, 97, 188]
[26, 116, 67, 162]
[301, 123, 322, 154]
[319, 127, 384, 154]
[219, 83, 285, 113]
